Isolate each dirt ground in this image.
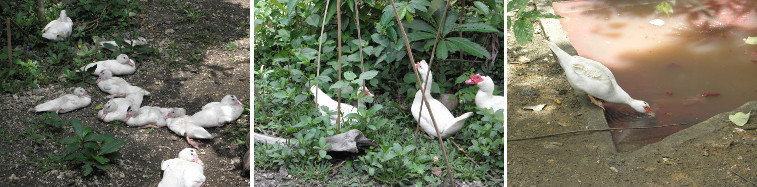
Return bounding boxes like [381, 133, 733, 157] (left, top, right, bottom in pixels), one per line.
[0, 0, 250, 186]
[507, 0, 757, 186]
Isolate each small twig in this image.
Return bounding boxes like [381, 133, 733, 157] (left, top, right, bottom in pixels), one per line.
[508, 123, 689, 142]
[730, 169, 757, 186]
[84, 6, 109, 33]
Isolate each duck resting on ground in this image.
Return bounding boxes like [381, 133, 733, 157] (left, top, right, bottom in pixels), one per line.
[465, 74, 504, 112]
[98, 37, 148, 51]
[96, 69, 150, 98]
[546, 41, 654, 116]
[167, 110, 213, 149]
[98, 92, 145, 122]
[41, 10, 73, 41]
[311, 85, 374, 126]
[158, 148, 205, 187]
[125, 106, 184, 129]
[190, 95, 245, 128]
[411, 60, 473, 139]
[81, 54, 136, 75]
[33, 87, 91, 114]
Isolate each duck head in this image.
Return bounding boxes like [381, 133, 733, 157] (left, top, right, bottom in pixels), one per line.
[117, 54, 134, 67]
[630, 100, 655, 117]
[74, 87, 89, 98]
[178, 148, 204, 166]
[97, 70, 113, 83]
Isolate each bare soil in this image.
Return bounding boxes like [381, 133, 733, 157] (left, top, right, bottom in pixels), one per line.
[0, 0, 250, 186]
[507, 1, 757, 186]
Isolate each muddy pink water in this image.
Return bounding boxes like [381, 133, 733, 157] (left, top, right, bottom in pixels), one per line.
[553, 0, 757, 152]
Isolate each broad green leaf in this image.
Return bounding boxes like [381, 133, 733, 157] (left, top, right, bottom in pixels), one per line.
[404, 20, 435, 33]
[507, 0, 528, 12]
[446, 37, 491, 58]
[358, 70, 379, 80]
[729, 112, 750, 126]
[285, 0, 298, 17]
[294, 95, 307, 104]
[473, 1, 491, 17]
[93, 155, 110, 164]
[344, 71, 357, 81]
[83, 164, 93, 176]
[305, 14, 321, 27]
[315, 75, 332, 84]
[407, 32, 436, 43]
[514, 18, 533, 45]
[329, 80, 350, 90]
[436, 40, 449, 60]
[457, 23, 499, 33]
[98, 139, 124, 156]
[72, 120, 83, 137]
[430, 0, 443, 14]
[746, 37, 757, 45]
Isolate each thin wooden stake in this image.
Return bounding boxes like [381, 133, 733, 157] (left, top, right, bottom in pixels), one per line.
[315, 0, 331, 123]
[388, 0, 454, 185]
[336, 0, 343, 133]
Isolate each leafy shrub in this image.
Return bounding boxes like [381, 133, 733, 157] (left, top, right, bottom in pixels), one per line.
[507, 0, 562, 45]
[62, 119, 124, 176]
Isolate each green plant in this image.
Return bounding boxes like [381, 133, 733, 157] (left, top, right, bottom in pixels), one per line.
[62, 119, 124, 176]
[507, 0, 562, 45]
[225, 41, 239, 52]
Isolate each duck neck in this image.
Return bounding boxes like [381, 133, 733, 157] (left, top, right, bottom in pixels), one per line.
[421, 72, 433, 95]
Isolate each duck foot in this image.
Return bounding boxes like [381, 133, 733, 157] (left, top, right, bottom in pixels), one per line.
[587, 94, 605, 111]
[185, 133, 200, 149]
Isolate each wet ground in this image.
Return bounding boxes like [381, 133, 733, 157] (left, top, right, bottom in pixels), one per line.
[507, 0, 757, 186]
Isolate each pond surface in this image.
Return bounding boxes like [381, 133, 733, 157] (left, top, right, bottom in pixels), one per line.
[553, 0, 757, 152]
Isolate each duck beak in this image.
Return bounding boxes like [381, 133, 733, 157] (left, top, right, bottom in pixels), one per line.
[96, 77, 102, 83]
[100, 110, 108, 119]
[124, 113, 131, 122]
[465, 79, 476, 84]
[128, 59, 135, 67]
[644, 106, 655, 117]
[83, 93, 90, 98]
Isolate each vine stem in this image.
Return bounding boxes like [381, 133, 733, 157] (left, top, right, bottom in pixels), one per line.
[388, 0, 455, 185]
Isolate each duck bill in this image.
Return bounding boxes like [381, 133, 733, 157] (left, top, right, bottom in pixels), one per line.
[164, 114, 171, 120]
[124, 113, 131, 122]
[193, 157, 204, 166]
[100, 110, 108, 119]
[644, 106, 655, 117]
[464, 79, 476, 84]
[128, 60, 135, 67]
[96, 77, 102, 83]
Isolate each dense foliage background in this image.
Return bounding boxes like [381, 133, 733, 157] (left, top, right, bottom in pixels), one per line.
[254, 0, 504, 185]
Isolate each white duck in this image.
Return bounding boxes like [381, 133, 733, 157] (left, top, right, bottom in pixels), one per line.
[158, 148, 206, 187]
[41, 10, 73, 41]
[33, 87, 91, 113]
[98, 93, 144, 122]
[190, 95, 245, 127]
[98, 37, 148, 51]
[81, 54, 136, 75]
[465, 74, 504, 112]
[311, 85, 374, 126]
[411, 60, 473, 139]
[125, 106, 183, 128]
[167, 110, 213, 149]
[96, 69, 150, 98]
[546, 41, 654, 116]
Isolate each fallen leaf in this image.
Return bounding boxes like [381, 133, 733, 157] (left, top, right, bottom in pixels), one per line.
[746, 37, 757, 45]
[729, 111, 750, 126]
[523, 104, 546, 111]
[431, 167, 442, 176]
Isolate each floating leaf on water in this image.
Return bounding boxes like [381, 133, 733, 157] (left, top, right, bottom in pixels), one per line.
[728, 111, 750, 126]
[523, 104, 546, 111]
[745, 37, 757, 45]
